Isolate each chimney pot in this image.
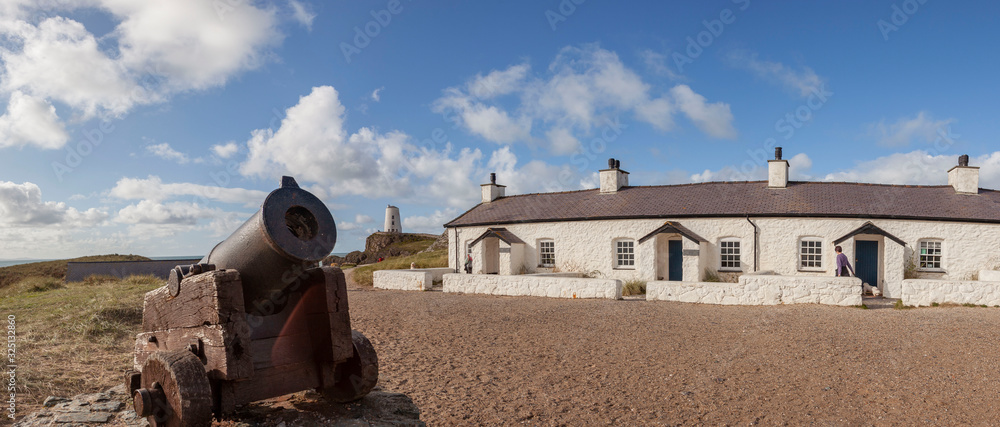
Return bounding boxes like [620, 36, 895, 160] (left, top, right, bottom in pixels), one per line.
[959, 154, 969, 167]
[775, 147, 783, 160]
[614, 159, 620, 169]
[608, 158, 615, 168]
[490, 173, 496, 184]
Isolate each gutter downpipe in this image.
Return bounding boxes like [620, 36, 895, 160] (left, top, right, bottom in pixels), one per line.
[746, 215, 758, 272]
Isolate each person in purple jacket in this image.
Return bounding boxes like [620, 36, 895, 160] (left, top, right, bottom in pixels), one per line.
[835, 245, 855, 277]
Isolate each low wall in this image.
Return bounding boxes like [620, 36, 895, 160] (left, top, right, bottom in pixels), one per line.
[443, 274, 621, 299]
[410, 267, 454, 283]
[525, 272, 585, 278]
[374, 270, 432, 291]
[65, 259, 201, 282]
[902, 279, 1000, 306]
[647, 275, 862, 306]
[980, 270, 1000, 282]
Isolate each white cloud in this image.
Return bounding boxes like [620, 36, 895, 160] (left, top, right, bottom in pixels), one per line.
[432, 44, 735, 153]
[727, 50, 824, 98]
[0, 181, 107, 227]
[0, 91, 68, 149]
[211, 141, 239, 158]
[404, 209, 458, 234]
[822, 150, 974, 185]
[355, 214, 374, 223]
[0, 1, 281, 139]
[146, 142, 189, 164]
[690, 153, 812, 182]
[288, 0, 316, 31]
[640, 49, 682, 80]
[870, 111, 954, 147]
[110, 176, 267, 207]
[116, 200, 216, 225]
[371, 87, 384, 102]
[670, 85, 736, 139]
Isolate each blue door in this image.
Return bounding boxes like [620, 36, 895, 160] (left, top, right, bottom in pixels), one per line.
[668, 240, 683, 281]
[855, 240, 879, 287]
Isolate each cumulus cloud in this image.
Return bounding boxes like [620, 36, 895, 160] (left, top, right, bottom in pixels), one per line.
[288, 0, 316, 31]
[0, 0, 281, 147]
[355, 214, 374, 223]
[110, 176, 267, 207]
[869, 111, 954, 147]
[0, 91, 68, 149]
[116, 200, 217, 225]
[0, 181, 107, 227]
[404, 209, 458, 234]
[727, 50, 824, 98]
[640, 49, 682, 80]
[211, 141, 239, 159]
[690, 153, 812, 182]
[240, 86, 590, 208]
[146, 143, 189, 164]
[821, 150, 992, 185]
[371, 87, 383, 102]
[432, 44, 736, 153]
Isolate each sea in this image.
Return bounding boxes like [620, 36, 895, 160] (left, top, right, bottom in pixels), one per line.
[0, 253, 352, 268]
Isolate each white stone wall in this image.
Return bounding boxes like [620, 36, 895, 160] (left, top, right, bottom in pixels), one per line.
[902, 279, 1000, 306]
[980, 270, 1000, 282]
[647, 274, 862, 306]
[443, 273, 622, 299]
[409, 267, 455, 283]
[374, 270, 432, 291]
[448, 217, 1000, 298]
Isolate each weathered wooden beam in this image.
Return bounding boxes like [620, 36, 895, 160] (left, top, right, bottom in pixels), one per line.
[141, 269, 245, 331]
[133, 323, 253, 381]
[232, 361, 320, 404]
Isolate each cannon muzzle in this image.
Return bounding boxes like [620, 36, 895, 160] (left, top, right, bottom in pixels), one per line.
[171, 176, 336, 315]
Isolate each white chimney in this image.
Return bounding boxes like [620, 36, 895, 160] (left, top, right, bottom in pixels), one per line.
[481, 173, 506, 203]
[768, 147, 789, 188]
[600, 158, 629, 193]
[948, 154, 979, 194]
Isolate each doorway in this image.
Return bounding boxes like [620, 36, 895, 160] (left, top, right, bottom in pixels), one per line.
[668, 240, 683, 281]
[855, 240, 879, 286]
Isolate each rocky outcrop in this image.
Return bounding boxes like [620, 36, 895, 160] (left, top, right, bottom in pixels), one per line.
[419, 231, 448, 254]
[324, 232, 440, 267]
[16, 386, 424, 426]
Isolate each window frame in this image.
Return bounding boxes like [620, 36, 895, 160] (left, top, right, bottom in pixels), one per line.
[718, 238, 742, 272]
[918, 239, 944, 271]
[614, 239, 636, 270]
[798, 237, 824, 271]
[538, 239, 555, 268]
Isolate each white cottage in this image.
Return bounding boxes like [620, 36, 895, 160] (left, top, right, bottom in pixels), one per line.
[445, 150, 999, 299]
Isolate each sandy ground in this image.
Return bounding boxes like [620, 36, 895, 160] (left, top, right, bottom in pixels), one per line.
[345, 281, 1000, 425]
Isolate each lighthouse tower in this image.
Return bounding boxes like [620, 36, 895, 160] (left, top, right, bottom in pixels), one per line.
[384, 205, 401, 233]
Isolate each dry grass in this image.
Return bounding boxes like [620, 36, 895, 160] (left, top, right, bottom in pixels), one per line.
[0, 254, 150, 290]
[352, 249, 448, 287]
[621, 280, 647, 296]
[1, 274, 162, 414]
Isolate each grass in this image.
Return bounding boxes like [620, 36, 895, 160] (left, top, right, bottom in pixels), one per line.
[894, 300, 913, 310]
[351, 248, 448, 287]
[1, 274, 163, 415]
[0, 254, 150, 290]
[383, 238, 437, 254]
[856, 304, 869, 309]
[622, 280, 647, 296]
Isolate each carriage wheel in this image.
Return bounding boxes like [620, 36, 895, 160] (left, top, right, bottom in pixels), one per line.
[323, 330, 379, 402]
[133, 350, 212, 427]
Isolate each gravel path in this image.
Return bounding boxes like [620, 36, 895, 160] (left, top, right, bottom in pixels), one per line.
[346, 286, 1000, 425]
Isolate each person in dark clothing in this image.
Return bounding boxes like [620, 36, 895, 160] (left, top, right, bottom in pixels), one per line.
[835, 245, 855, 277]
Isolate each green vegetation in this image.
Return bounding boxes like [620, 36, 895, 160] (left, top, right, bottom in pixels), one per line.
[856, 304, 869, 309]
[622, 280, 647, 296]
[932, 302, 940, 307]
[352, 248, 448, 287]
[0, 254, 150, 290]
[0, 274, 162, 412]
[894, 300, 913, 310]
[383, 237, 437, 254]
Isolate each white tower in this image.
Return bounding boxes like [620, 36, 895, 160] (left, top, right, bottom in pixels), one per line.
[384, 205, 401, 233]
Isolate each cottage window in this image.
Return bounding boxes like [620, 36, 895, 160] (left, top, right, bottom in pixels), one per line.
[919, 240, 943, 270]
[615, 239, 635, 268]
[719, 239, 741, 271]
[799, 238, 823, 270]
[539, 240, 555, 267]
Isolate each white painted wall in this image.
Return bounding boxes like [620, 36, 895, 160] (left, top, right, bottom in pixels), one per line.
[443, 273, 622, 299]
[449, 217, 1000, 296]
[647, 274, 862, 306]
[902, 279, 1000, 306]
[980, 270, 1000, 281]
[374, 270, 432, 291]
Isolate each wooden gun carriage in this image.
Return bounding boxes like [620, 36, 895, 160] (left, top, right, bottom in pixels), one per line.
[125, 177, 378, 426]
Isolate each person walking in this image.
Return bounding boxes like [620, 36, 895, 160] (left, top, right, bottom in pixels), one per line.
[834, 245, 855, 277]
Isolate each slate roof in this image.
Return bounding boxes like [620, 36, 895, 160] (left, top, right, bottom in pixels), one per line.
[444, 181, 1000, 227]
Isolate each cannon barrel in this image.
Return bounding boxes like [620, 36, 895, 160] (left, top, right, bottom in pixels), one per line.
[171, 176, 336, 315]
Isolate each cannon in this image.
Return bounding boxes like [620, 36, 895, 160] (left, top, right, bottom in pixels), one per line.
[125, 176, 378, 427]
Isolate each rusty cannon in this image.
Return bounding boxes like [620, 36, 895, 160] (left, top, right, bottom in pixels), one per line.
[125, 176, 378, 426]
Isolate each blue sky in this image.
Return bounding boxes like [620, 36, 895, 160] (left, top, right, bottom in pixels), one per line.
[1, 0, 999, 258]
